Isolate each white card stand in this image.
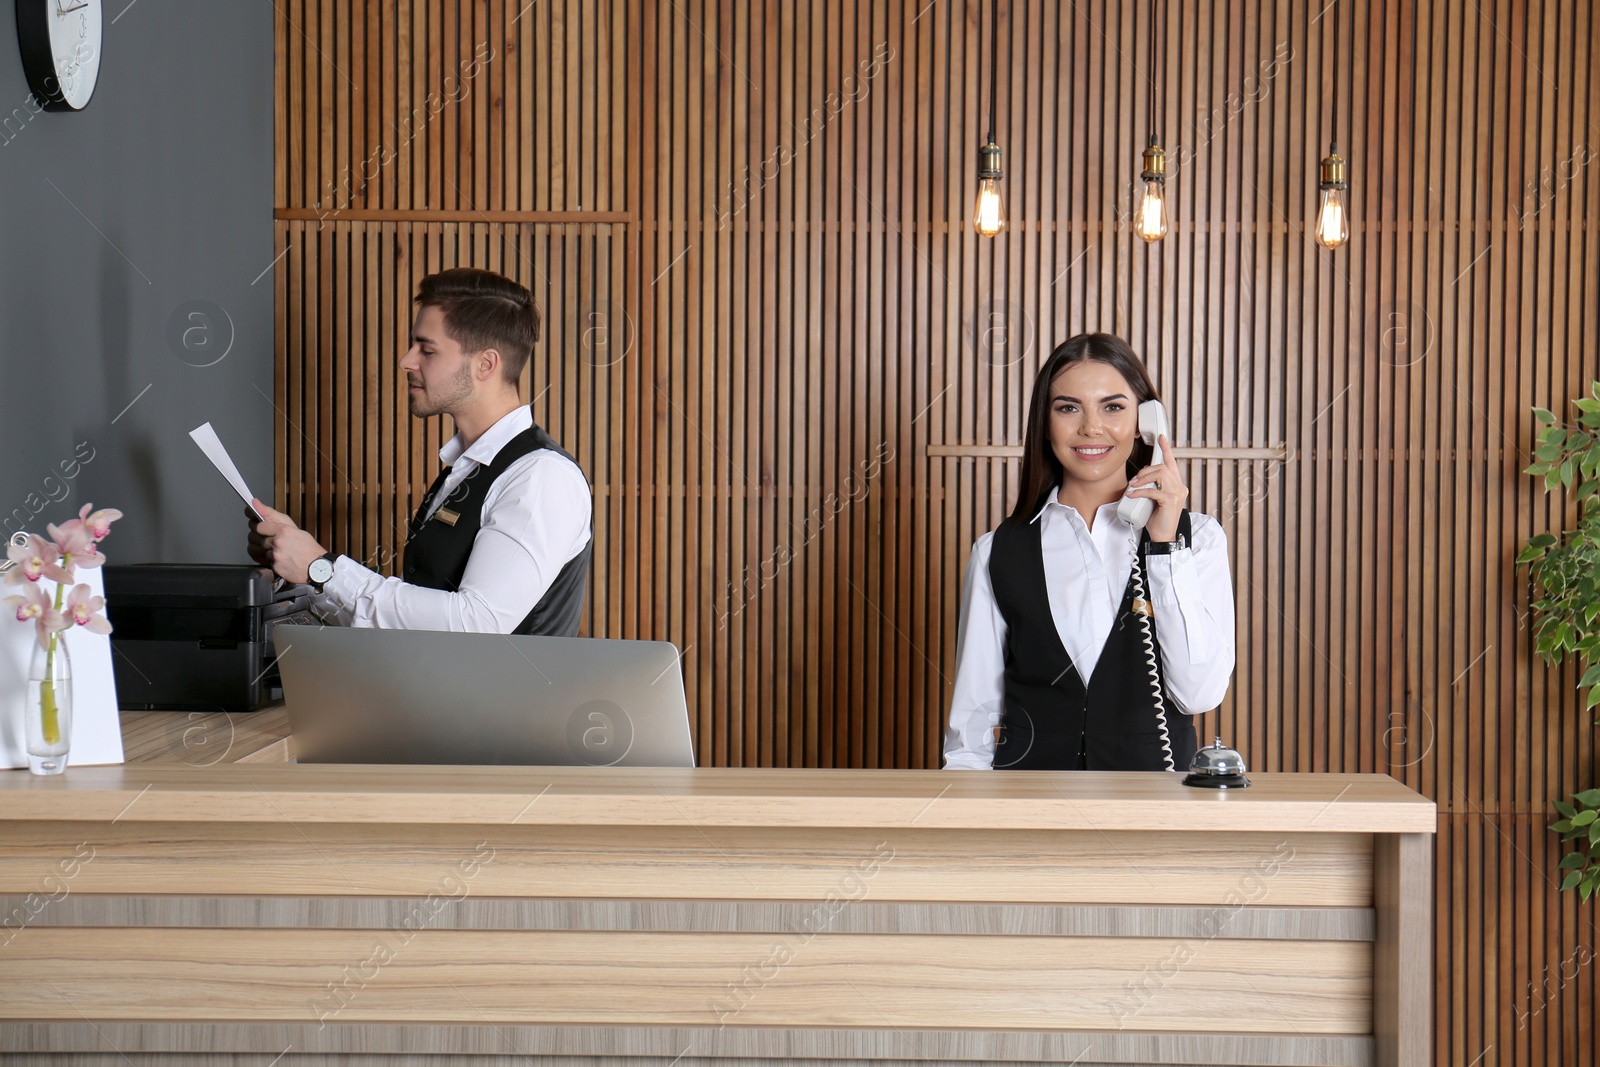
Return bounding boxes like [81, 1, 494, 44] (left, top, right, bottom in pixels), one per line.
[0, 536, 125, 770]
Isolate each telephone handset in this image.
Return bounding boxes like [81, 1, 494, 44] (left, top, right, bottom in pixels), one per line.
[1116, 400, 1171, 530]
[1113, 398, 1178, 771]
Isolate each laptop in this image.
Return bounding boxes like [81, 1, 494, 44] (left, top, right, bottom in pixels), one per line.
[273, 624, 696, 767]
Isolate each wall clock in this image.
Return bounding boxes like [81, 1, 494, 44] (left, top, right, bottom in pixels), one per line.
[16, 0, 103, 112]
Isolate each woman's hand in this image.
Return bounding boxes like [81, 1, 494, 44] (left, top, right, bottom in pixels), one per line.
[1125, 434, 1188, 543]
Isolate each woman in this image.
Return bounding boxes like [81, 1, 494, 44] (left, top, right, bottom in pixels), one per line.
[944, 333, 1236, 771]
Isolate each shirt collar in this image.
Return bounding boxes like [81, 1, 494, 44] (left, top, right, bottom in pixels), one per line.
[438, 405, 534, 468]
[1030, 486, 1118, 528]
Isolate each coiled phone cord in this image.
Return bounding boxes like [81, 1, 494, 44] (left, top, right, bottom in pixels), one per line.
[1129, 546, 1177, 772]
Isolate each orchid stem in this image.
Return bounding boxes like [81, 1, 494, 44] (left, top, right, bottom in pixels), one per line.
[40, 583, 65, 746]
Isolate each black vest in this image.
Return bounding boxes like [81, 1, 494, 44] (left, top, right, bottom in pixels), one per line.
[988, 509, 1197, 771]
[402, 419, 592, 637]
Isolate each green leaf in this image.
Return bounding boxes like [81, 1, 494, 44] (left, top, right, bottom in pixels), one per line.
[1556, 623, 1575, 651]
[1530, 533, 1559, 549]
[1575, 789, 1600, 807]
[1556, 799, 1580, 818]
[1553, 819, 1575, 833]
[1562, 869, 1584, 891]
[1563, 458, 1577, 489]
[1536, 406, 1557, 424]
[1571, 809, 1597, 826]
[1587, 686, 1600, 710]
[1576, 398, 1600, 414]
[1560, 851, 1587, 870]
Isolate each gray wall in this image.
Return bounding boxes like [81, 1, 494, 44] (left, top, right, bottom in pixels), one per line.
[0, 2, 273, 563]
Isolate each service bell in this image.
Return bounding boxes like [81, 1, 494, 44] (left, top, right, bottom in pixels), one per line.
[1182, 735, 1251, 789]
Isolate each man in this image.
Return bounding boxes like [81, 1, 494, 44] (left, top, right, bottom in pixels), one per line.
[247, 268, 592, 636]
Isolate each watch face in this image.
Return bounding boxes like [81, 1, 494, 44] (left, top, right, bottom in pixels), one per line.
[17, 0, 104, 111]
[308, 557, 334, 584]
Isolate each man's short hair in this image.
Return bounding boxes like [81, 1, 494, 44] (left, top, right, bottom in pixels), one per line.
[414, 268, 540, 384]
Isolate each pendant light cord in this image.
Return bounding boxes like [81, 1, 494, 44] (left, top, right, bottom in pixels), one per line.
[988, 0, 999, 144]
[1147, 0, 1157, 139]
[1146, 0, 1167, 141]
[1331, 0, 1339, 153]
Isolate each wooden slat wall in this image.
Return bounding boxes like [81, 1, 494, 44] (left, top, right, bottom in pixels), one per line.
[275, 2, 1600, 1063]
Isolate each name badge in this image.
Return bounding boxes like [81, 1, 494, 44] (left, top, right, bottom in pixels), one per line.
[435, 507, 460, 527]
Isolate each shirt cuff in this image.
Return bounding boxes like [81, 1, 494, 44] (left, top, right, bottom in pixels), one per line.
[1143, 548, 1193, 606]
[1145, 548, 1216, 664]
[309, 555, 368, 618]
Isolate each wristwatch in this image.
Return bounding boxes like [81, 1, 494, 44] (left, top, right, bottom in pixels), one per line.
[1145, 535, 1187, 555]
[307, 552, 338, 592]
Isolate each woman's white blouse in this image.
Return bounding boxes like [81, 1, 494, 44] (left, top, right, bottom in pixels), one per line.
[943, 495, 1237, 769]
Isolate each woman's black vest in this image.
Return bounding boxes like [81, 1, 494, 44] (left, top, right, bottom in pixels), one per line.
[988, 510, 1197, 771]
[402, 421, 591, 637]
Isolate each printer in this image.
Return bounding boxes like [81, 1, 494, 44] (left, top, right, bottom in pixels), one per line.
[103, 564, 315, 713]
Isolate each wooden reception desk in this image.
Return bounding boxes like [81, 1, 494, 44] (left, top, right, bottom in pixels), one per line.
[0, 759, 1434, 1067]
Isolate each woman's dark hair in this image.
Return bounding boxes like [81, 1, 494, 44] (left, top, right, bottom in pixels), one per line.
[1006, 332, 1160, 525]
[415, 268, 541, 385]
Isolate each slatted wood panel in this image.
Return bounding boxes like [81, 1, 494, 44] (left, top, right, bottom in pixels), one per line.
[276, 3, 1600, 1063]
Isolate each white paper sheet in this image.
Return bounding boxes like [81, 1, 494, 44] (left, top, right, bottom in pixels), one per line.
[0, 561, 125, 770]
[190, 422, 266, 520]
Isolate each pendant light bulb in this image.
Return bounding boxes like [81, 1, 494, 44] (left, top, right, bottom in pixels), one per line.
[974, 141, 1005, 238]
[1314, 145, 1350, 250]
[1135, 137, 1168, 243]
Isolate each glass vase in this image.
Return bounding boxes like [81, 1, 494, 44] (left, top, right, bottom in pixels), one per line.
[25, 633, 72, 775]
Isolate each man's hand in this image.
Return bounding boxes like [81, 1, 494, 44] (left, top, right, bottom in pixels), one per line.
[245, 499, 328, 585]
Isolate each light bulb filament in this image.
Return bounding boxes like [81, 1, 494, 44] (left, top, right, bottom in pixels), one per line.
[1135, 180, 1168, 242]
[1315, 186, 1349, 249]
[974, 178, 1005, 237]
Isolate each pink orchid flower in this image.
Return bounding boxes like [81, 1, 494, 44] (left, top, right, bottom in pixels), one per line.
[63, 584, 113, 636]
[3, 584, 68, 651]
[4, 534, 72, 587]
[47, 520, 105, 571]
[77, 504, 123, 542]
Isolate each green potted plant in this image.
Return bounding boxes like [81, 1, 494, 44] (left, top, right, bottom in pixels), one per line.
[1518, 382, 1600, 899]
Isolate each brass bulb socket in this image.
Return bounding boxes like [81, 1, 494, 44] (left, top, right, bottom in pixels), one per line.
[1141, 141, 1166, 182]
[1319, 152, 1347, 189]
[977, 141, 1004, 181]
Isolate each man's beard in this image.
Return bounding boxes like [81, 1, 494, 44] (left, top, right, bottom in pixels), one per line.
[408, 361, 474, 417]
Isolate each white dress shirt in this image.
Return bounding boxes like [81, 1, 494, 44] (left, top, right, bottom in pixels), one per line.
[943, 492, 1236, 769]
[311, 406, 592, 632]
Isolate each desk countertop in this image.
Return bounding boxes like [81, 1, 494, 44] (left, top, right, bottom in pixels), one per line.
[0, 760, 1436, 833]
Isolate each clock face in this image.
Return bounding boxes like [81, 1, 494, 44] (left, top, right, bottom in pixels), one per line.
[16, 0, 104, 112]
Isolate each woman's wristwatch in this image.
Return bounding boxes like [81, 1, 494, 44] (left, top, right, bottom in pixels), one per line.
[307, 552, 339, 592]
[1145, 535, 1188, 555]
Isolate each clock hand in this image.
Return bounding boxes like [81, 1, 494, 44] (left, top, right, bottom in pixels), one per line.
[57, 1, 90, 13]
